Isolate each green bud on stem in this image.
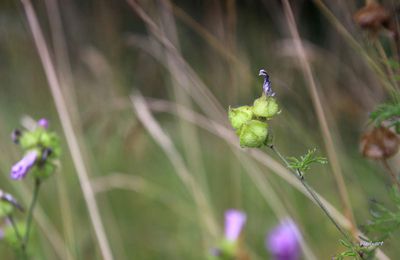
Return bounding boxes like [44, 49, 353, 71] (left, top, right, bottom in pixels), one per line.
[238, 120, 269, 148]
[253, 95, 279, 119]
[228, 106, 254, 130]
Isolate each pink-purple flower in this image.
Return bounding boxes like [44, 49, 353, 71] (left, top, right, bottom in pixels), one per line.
[10, 150, 38, 180]
[267, 218, 301, 260]
[37, 118, 49, 129]
[224, 209, 247, 242]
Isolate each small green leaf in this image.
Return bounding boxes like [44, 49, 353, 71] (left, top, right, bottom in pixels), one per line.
[339, 239, 351, 248]
[387, 59, 400, 70]
[369, 101, 400, 127]
[287, 148, 328, 173]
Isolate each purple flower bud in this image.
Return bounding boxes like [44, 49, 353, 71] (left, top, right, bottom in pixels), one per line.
[10, 151, 38, 180]
[224, 209, 246, 242]
[37, 118, 49, 129]
[267, 218, 301, 260]
[0, 190, 24, 211]
[259, 69, 275, 97]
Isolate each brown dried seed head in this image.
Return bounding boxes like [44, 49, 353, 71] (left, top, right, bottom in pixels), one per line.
[354, 2, 391, 32]
[360, 126, 399, 159]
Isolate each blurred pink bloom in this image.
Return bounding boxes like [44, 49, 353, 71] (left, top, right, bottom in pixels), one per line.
[10, 150, 38, 180]
[224, 209, 246, 242]
[37, 118, 49, 129]
[267, 218, 301, 260]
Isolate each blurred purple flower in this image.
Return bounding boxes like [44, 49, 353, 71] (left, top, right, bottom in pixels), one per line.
[267, 218, 301, 260]
[0, 228, 3, 240]
[259, 69, 275, 97]
[37, 118, 49, 129]
[224, 209, 246, 242]
[10, 151, 38, 180]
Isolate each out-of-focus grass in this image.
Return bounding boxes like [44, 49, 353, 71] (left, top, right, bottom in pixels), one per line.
[0, 0, 399, 259]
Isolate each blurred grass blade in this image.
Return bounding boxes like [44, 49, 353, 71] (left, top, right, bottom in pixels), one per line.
[281, 0, 357, 239]
[20, 1, 113, 259]
[130, 92, 219, 243]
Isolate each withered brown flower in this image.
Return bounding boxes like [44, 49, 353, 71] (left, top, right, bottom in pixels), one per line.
[360, 126, 399, 159]
[353, 2, 392, 34]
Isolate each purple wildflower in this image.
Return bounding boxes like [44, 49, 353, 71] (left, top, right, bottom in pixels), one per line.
[267, 218, 301, 260]
[224, 209, 246, 242]
[0, 228, 3, 240]
[10, 150, 38, 180]
[37, 118, 49, 129]
[259, 69, 275, 97]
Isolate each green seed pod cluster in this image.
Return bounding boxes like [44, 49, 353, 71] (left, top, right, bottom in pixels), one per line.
[228, 94, 279, 148]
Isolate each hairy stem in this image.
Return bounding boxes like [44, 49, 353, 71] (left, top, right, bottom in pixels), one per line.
[7, 215, 23, 244]
[7, 215, 27, 260]
[269, 145, 352, 242]
[23, 178, 41, 252]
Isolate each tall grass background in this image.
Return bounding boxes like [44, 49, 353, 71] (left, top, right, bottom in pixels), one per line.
[0, 0, 398, 259]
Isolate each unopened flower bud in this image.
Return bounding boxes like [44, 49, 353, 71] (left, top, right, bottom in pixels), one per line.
[229, 106, 254, 130]
[238, 120, 269, 148]
[253, 95, 279, 119]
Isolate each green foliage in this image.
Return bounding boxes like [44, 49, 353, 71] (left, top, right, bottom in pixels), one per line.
[333, 239, 375, 260]
[387, 59, 400, 70]
[3, 222, 27, 248]
[0, 201, 13, 218]
[369, 101, 400, 132]
[287, 148, 328, 173]
[364, 186, 400, 241]
[208, 240, 237, 260]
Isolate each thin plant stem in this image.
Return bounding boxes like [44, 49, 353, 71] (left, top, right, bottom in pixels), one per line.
[375, 41, 399, 91]
[8, 215, 27, 260]
[269, 145, 352, 243]
[381, 159, 400, 191]
[23, 178, 41, 251]
[281, 0, 358, 240]
[7, 215, 23, 244]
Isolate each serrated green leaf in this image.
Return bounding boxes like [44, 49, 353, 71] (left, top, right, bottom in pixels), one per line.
[287, 148, 327, 173]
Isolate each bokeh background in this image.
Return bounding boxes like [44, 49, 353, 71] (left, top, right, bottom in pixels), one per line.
[0, 0, 399, 259]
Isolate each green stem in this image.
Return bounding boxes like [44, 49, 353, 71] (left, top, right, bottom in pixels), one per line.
[269, 145, 352, 242]
[8, 215, 28, 260]
[7, 215, 23, 244]
[22, 178, 41, 252]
